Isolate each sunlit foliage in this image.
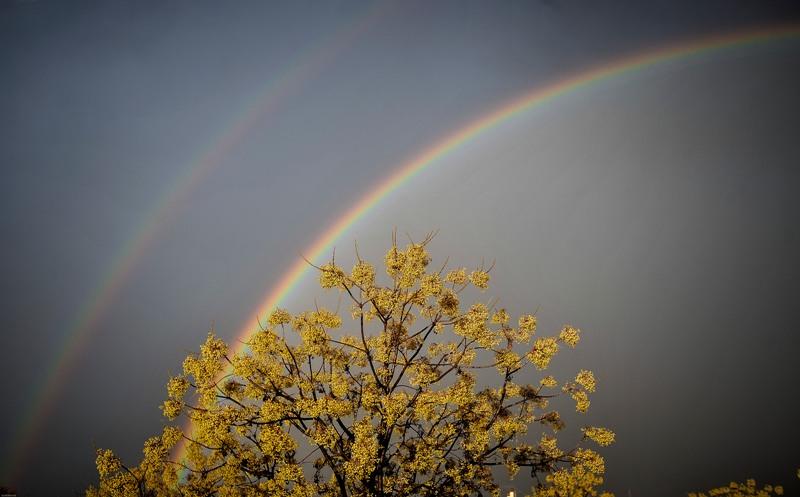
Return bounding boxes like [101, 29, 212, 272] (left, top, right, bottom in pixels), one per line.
[87, 234, 614, 497]
[688, 478, 785, 497]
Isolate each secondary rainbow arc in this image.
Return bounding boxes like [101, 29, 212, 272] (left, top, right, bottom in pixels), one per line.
[1, 2, 392, 483]
[173, 23, 800, 464]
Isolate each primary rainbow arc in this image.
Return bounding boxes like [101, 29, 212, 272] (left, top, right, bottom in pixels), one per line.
[173, 22, 800, 463]
[227, 23, 800, 364]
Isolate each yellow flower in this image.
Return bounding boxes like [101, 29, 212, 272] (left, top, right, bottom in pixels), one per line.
[330, 371, 349, 398]
[268, 307, 292, 326]
[582, 426, 615, 446]
[495, 350, 521, 372]
[539, 434, 563, 458]
[504, 382, 521, 398]
[344, 418, 378, 480]
[142, 435, 167, 462]
[409, 362, 439, 386]
[311, 308, 342, 328]
[447, 373, 475, 406]
[309, 423, 339, 450]
[319, 262, 346, 288]
[200, 333, 228, 362]
[437, 289, 460, 317]
[559, 325, 581, 347]
[574, 448, 605, 474]
[401, 243, 430, 285]
[445, 268, 468, 285]
[540, 375, 558, 388]
[572, 390, 590, 413]
[692, 479, 784, 497]
[575, 370, 597, 393]
[420, 273, 442, 296]
[518, 314, 537, 333]
[469, 269, 490, 289]
[464, 428, 489, 453]
[95, 449, 121, 477]
[351, 260, 375, 287]
[491, 308, 509, 325]
[161, 426, 183, 449]
[162, 465, 178, 487]
[166, 375, 189, 400]
[529, 337, 559, 370]
[384, 245, 405, 277]
[161, 399, 182, 420]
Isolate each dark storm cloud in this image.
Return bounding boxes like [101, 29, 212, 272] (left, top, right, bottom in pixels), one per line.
[1, 1, 799, 495]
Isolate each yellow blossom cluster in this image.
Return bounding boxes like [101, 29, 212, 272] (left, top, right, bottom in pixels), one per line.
[350, 259, 375, 287]
[537, 446, 611, 497]
[529, 337, 559, 370]
[519, 314, 538, 334]
[541, 375, 558, 388]
[469, 269, 490, 289]
[267, 307, 292, 326]
[319, 261, 346, 288]
[95, 449, 121, 477]
[582, 426, 616, 446]
[343, 418, 379, 480]
[559, 325, 581, 347]
[445, 267, 468, 285]
[576, 370, 597, 393]
[689, 479, 785, 497]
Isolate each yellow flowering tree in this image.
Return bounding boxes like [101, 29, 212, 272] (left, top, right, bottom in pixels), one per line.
[88, 235, 614, 497]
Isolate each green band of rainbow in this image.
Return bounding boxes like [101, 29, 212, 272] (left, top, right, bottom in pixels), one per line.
[173, 23, 800, 465]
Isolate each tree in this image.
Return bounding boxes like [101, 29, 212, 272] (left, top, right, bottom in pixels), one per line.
[88, 234, 615, 497]
[688, 478, 786, 497]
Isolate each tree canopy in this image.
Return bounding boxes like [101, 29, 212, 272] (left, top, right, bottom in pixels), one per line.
[88, 234, 615, 497]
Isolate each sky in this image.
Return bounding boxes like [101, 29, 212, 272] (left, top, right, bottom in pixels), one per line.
[1, 1, 799, 495]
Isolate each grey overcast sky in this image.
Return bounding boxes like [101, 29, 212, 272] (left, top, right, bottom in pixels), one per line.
[1, 1, 799, 495]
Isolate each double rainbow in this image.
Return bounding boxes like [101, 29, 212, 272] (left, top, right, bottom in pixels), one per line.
[3, 20, 798, 483]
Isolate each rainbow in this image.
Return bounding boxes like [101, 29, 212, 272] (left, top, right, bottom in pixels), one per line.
[170, 23, 800, 465]
[0, 2, 393, 484]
